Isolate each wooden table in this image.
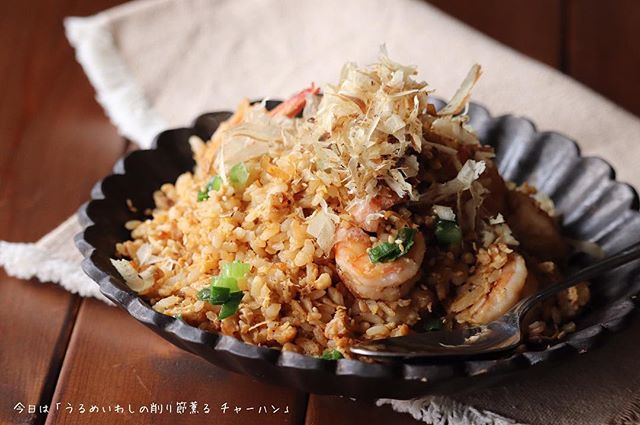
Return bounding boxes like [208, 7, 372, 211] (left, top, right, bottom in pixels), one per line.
[0, 1, 423, 423]
[1, 1, 639, 424]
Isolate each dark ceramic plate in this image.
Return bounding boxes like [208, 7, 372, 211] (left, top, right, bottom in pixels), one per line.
[76, 100, 640, 399]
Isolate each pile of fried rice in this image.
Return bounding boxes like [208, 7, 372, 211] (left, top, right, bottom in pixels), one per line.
[112, 51, 590, 359]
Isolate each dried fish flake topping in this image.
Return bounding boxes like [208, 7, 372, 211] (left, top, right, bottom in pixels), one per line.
[296, 50, 433, 201]
[186, 49, 487, 252]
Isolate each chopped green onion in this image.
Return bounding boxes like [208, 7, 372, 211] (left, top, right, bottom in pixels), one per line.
[218, 292, 244, 320]
[197, 288, 211, 301]
[209, 175, 222, 191]
[197, 189, 209, 202]
[397, 227, 416, 253]
[320, 349, 344, 360]
[174, 313, 183, 321]
[196, 176, 223, 202]
[202, 261, 251, 319]
[222, 261, 251, 279]
[368, 227, 418, 263]
[229, 162, 249, 189]
[434, 219, 462, 245]
[368, 242, 401, 263]
[208, 286, 231, 304]
[211, 276, 240, 293]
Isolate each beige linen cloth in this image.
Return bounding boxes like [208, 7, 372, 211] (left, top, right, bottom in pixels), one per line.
[2, 0, 640, 423]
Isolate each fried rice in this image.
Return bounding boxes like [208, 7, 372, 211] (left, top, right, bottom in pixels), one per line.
[112, 50, 590, 359]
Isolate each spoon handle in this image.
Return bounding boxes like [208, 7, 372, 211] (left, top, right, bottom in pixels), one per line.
[513, 240, 640, 317]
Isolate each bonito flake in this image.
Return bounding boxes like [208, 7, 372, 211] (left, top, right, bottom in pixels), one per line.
[297, 49, 433, 201]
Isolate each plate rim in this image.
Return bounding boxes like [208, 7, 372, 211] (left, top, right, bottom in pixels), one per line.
[75, 100, 640, 396]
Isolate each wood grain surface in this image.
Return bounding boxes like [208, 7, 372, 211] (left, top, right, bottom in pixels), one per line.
[428, 0, 640, 116]
[1, 0, 639, 424]
[0, 279, 79, 425]
[0, 0, 127, 423]
[426, 0, 563, 68]
[566, 0, 640, 115]
[45, 300, 308, 425]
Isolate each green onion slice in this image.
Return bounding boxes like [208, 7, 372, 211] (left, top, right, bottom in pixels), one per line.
[320, 349, 344, 360]
[368, 227, 417, 263]
[218, 292, 244, 320]
[229, 162, 249, 189]
[222, 261, 251, 279]
[208, 286, 231, 304]
[202, 260, 251, 319]
[209, 175, 222, 191]
[368, 242, 401, 263]
[397, 227, 416, 253]
[434, 219, 462, 245]
[196, 176, 222, 202]
[211, 276, 240, 293]
[197, 190, 209, 202]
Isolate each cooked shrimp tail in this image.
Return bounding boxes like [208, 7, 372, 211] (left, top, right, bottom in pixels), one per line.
[268, 84, 320, 118]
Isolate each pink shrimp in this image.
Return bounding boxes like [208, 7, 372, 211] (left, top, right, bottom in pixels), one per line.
[334, 226, 426, 301]
[267, 84, 320, 118]
[349, 188, 400, 232]
[450, 252, 528, 325]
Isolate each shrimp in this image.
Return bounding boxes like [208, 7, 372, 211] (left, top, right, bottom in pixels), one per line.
[334, 226, 426, 301]
[349, 188, 400, 232]
[450, 249, 528, 325]
[477, 162, 509, 217]
[267, 84, 320, 118]
[199, 99, 251, 175]
[506, 190, 568, 261]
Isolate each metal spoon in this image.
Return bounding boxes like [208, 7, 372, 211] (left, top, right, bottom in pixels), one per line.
[350, 240, 640, 359]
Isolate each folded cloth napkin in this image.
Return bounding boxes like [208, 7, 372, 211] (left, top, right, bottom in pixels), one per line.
[2, 0, 640, 423]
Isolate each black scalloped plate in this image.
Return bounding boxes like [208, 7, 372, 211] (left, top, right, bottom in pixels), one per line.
[76, 100, 640, 399]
